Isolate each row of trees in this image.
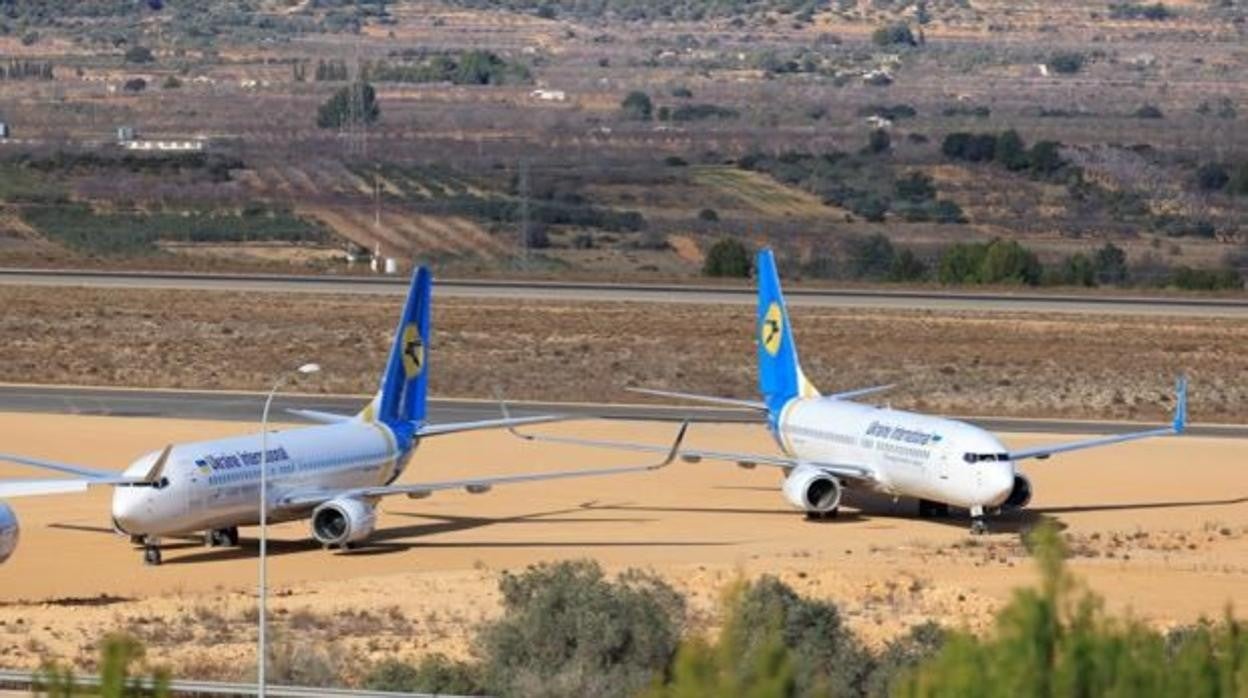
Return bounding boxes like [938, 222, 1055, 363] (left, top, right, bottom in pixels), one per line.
[702, 237, 1243, 291]
[0, 59, 54, 80]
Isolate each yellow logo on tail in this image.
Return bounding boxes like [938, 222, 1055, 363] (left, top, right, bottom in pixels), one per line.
[401, 324, 425, 378]
[761, 302, 784, 356]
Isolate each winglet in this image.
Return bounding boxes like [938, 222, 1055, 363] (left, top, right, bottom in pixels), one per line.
[143, 445, 174, 486]
[1173, 375, 1188, 434]
[653, 421, 690, 470]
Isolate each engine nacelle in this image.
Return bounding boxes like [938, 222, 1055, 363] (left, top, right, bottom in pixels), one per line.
[782, 465, 843, 514]
[311, 497, 377, 547]
[1003, 473, 1033, 510]
[0, 502, 18, 564]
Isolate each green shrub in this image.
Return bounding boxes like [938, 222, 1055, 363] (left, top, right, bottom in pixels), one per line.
[704, 237, 752, 277]
[865, 128, 891, 155]
[479, 560, 684, 698]
[1195, 162, 1229, 191]
[1169, 266, 1243, 291]
[37, 633, 170, 698]
[621, 90, 653, 121]
[649, 575, 870, 697]
[1134, 104, 1164, 119]
[895, 172, 936, 202]
[897, 523, 1248, 697]
[938, 239, 1041, 285]
[1048, 51, 1086, 74]
[316, 82, 380, 128]
[124, 46, 154, 64]
[872, 22, 917, 46]
[889, 248, 929, 282]
[670, 103, 739, 121]
[846, 233, 896, 280]
[995, 130, 1029, 170]
[697, 207, 719, 222]
[364, 656, 484, 695]
[1094, 242, 1129, 284]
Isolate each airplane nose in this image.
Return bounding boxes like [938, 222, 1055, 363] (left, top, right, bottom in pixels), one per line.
[111, 488, 144, 535]
[987, 463, 1014, 504]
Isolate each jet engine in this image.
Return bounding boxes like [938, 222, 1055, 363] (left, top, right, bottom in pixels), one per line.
[1003, 473, 1033, 510]
[0, 502, 18, 564]
[311, 497, 377, 547]
[782, 465, 843, 514]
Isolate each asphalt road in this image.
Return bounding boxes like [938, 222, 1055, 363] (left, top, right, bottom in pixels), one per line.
[2, 268, 1246, 317]
[1, 384, 1244, 438]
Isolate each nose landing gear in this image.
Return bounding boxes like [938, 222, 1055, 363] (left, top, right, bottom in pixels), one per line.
[142, 540, 162, 566]
[969, 505, 989, 535]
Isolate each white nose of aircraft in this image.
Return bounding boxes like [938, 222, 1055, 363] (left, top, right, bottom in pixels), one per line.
[983, 461, 1015, 506]
[111, 459, 159, 535]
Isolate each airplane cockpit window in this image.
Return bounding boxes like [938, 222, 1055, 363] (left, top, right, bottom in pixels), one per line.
[963, 453, 1011, 463]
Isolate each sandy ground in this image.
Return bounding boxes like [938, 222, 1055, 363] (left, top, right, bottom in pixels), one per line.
[0, 413, 1246, 680]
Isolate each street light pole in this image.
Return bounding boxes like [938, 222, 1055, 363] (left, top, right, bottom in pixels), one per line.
[258, 363, 320, 698]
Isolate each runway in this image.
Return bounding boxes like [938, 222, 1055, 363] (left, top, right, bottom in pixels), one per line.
[1, 384, 1244, 438]
[2, 268, 1246, 317]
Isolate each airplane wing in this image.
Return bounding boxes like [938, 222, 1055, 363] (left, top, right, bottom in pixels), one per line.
[416, 414, 565, 437]
[276, 422, 689, 509]
[286, 408, 353, 425]
[0, 445, 172, 498]
[495, 397, 873, 481]
[503, 425, 874, 482]
[626, 383, 894, 411]
[1008, 376, 1188, 462]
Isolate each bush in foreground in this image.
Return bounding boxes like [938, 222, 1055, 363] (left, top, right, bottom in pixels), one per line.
[479, 559, 685, 698]
[704, 237, 752, 278]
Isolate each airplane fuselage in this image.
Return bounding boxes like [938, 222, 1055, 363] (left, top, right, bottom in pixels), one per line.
[776, 397, 1016, 510]
[111, 421, 411, 537]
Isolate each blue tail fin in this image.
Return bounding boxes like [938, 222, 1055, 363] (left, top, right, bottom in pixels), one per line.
[756, 249, 819, 423]
[367, 267, 431, 427]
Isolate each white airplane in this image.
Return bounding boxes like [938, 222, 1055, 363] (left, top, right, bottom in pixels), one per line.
[0, 267, 685, 565]
[509, 248, 1188, 534]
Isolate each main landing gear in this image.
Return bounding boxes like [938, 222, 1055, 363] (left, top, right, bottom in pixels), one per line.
[917, 499, 950, 518]
[805, 508, 839, 521]
[205, 527, 240, 548]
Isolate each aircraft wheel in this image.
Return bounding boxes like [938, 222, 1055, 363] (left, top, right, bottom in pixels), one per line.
[226, 527, 240, 546]
[805, 508, 838, 521]
[143, 546, 163, 566]
[970, 518, 989, 536]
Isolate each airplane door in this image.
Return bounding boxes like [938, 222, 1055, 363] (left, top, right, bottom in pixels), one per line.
[938, 450, 950, 480]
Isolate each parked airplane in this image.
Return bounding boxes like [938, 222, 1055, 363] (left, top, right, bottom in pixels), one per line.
[0, 267, 685, 565]
[508, 248, 1187, 534]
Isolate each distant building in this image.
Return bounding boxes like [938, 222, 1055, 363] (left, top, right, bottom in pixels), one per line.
[530, 89, 567, 102]
[117, 125, 136, 142]
[0, 123, 8, 139]
[123, 139, 206, 152]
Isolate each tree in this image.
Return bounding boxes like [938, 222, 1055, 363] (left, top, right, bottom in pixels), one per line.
[1094, 242, 1129, 284]
[872, 22, 917, 47]
[316, 82, 380, 129]
[980, 239, 1042, 285]
[866, 128, 891, 155]
[938, 243, 987, 284]
[1048, 52, 1086, 74]
[846, 233, 896, 279]
[364, 656, 483, 695]
[621, 90, 653, 121]
[703, 238, 752, 277]
[125, 46, 154, 64]
[895, 172, 936, 202]
[1056, 253, 1096, 287]
[1227, 162, 1248, 196]
[1195, 163, 1229, 192]
[1028, 141, 1066, 176]
[889, 248, 929, 282]
[995, 130, 1028, 171]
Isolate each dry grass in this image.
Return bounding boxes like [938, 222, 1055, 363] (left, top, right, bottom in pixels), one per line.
[0, 285, 1245, 421]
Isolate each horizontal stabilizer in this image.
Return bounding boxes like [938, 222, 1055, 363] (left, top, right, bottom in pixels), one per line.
[827, 384, 895, 401]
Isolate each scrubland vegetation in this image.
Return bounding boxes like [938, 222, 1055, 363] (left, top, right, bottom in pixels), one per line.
[35, 524, 1248, 696]
[0, 0, 1244, 286]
